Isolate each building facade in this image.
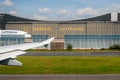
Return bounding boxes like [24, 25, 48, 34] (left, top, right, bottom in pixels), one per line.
[0, 12, 120, 49]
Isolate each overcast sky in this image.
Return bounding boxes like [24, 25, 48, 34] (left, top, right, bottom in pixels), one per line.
[0, 0, 120, 21]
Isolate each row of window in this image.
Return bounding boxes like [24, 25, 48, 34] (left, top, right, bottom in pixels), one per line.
[0, 35, 48, 46]
[65, 35, 120, 39]
[65, 35, 120, 49]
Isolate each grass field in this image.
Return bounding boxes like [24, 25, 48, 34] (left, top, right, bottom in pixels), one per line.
[0, 56, 120, 74]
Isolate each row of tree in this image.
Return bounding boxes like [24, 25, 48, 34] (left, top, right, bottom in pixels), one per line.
[109, 45, 120, 50]
[66, 44, 120, 51]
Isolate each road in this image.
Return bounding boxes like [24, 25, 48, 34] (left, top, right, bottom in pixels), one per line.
[22, 52, 120, 56]
[0, 74, 120, 80]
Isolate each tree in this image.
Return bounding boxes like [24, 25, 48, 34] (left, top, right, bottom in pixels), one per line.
[66, 44, 73, 51]
[109, 45, 120, 50]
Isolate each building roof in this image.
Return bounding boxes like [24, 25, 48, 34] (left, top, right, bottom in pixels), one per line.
[0, 13, 120, 24]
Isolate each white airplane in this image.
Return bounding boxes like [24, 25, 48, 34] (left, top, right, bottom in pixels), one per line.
[0, 30, 31, 38]
[0, 35, 54, 66]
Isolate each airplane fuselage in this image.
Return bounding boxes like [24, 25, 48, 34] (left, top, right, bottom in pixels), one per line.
[0, 30, 31, 38]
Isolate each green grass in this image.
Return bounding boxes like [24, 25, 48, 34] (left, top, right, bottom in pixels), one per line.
[0, 56, 120, 74]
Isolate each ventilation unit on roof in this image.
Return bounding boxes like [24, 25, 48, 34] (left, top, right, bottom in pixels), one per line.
[111, 12, 118, 22]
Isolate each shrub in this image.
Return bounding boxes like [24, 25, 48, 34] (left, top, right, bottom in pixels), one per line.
[100, 48, 106, 50]
[66, 44, 73, 51]
[109, 45, 120, 50]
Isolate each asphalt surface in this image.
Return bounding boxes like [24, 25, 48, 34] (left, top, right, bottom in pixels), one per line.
[0, 74, 120, 80]
[22, 52, 120, 56]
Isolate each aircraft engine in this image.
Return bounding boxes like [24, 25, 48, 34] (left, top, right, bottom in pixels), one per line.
[0, 58, 22, 66]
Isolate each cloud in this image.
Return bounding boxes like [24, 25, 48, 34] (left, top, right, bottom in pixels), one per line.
[34, 15, 47, 20]
[34, 4, 120, 21]
[9, 11, 17, 15]
[77, 7, 99, 16]
[58, 9, 68, 15]
[110, 3, 120, 12]
[2, 0, 13, 7]
[38, 8, 50, 14]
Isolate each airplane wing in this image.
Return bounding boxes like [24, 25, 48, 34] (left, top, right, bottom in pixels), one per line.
[0, 37, 54, 66]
